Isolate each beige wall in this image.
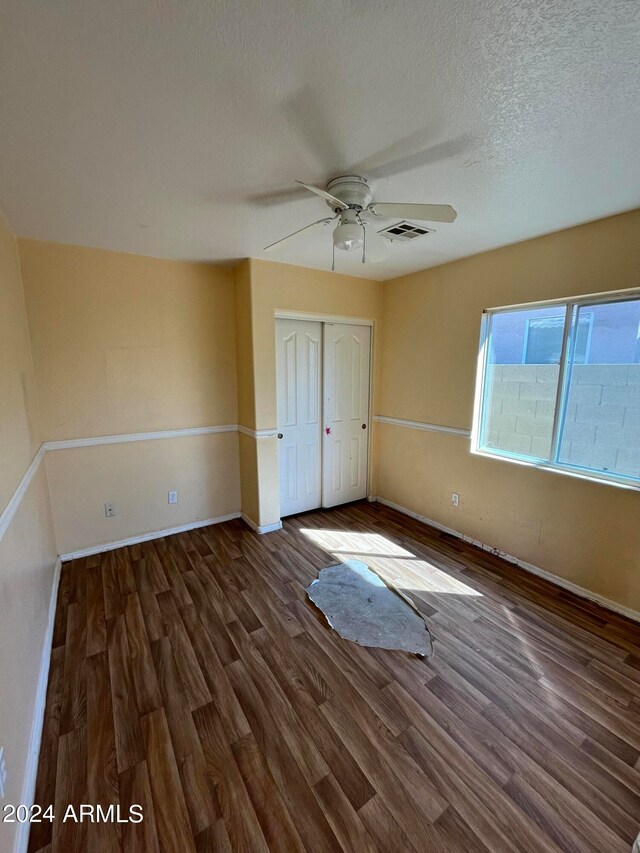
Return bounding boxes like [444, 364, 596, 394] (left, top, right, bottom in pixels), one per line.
[234, 259, 256, 431]
[237, 431, 259, 524]
[249, 258, 383, 430]
[46, 433, 240, 554]
[19, 239, 238, 439]
[0, 217, 42, 505]
[237, 258, 383, 527]
[18, 239, 241, 551]
[234, 261, 260, 523]
[0, 212, 57, 853]
[378, 209, 640, 610]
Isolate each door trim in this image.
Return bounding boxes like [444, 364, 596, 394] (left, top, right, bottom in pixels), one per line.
[275, 309, 375, 328]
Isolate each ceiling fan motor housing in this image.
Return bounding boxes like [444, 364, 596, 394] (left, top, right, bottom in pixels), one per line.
[325, 175, 372, 210]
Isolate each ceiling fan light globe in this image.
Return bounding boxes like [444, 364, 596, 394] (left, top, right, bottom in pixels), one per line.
[333, 222, 363, 251]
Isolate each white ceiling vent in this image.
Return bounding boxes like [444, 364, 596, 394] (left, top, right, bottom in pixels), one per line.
[377, 220, 435, 242]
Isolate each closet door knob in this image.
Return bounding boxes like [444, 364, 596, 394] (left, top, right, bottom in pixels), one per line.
[277, 433, 283, 439]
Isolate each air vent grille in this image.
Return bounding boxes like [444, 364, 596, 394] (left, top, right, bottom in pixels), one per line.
[378, 220, 434, 242]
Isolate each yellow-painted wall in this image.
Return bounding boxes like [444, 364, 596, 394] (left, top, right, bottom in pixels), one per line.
[237, 431, 259, 524]
[249, 258, 383, 430]
[45, 433, 240, 554]
[378, 210, 640, 610]
[234, 260, 260, 523]
[239, 258, 383, 527]
[1, 220, 42, 504]
[234, 259, 256, 431]
[0, 212, 57, 853]
[19, 239, 238, 439]
[18, 239, 241, 553]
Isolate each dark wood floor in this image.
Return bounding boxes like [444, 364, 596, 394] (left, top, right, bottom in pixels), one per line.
[29, 501, 640, 852]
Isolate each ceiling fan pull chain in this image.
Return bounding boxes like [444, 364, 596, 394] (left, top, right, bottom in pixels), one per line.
[361, 217, 366, 264]
[331, 241, 335, 272]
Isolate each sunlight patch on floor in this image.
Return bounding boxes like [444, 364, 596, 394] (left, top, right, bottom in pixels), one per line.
[300, 528, 482, 596]
[300, 529, 416, 558]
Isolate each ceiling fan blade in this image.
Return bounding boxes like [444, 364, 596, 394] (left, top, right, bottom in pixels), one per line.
[363, 223, 389, 263]
[263, 217, 335, 252]
[368, 202, 457, 223]
[295, 180, 349, 210]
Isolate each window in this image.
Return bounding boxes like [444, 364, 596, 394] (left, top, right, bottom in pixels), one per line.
[473, 292, 640, 487]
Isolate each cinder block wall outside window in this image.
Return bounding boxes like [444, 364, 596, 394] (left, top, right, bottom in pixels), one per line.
[487, 364, 640, 476]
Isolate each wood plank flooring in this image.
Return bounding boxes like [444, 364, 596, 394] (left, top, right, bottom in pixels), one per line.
[29, 501, 640, 852]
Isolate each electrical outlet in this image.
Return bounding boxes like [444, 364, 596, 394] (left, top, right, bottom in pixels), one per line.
[104, 502, 117, 517]
[0, 746, 7, 799]
[451, 492, 460, 507]
[168, 490, 178, 505]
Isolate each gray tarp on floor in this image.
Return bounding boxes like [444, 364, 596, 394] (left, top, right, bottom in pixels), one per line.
[306, 559, 433, 656]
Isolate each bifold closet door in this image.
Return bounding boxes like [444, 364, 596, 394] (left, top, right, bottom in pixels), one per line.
[275, 319, 323, 517]
[322, 323, 371, 507]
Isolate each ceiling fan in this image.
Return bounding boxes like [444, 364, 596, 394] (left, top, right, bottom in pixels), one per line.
[263, 175, 457, 268]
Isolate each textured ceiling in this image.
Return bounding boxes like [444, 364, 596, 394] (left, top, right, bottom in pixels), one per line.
[1, 0, 639, 280]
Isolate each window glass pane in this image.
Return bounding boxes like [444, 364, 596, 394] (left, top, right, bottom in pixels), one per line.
[479, 306, 563, 460]
[524, 315, 591, 364]
[557, 298, 640, 480]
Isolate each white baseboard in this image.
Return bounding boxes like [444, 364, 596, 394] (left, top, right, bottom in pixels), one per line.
[373, 496, 640, 624]
[15, 557, 62, 853]
[241, 513, 283, 534]
[60, 513, 241, 561]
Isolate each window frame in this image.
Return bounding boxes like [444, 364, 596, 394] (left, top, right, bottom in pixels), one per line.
[470, 287, 640, 491]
